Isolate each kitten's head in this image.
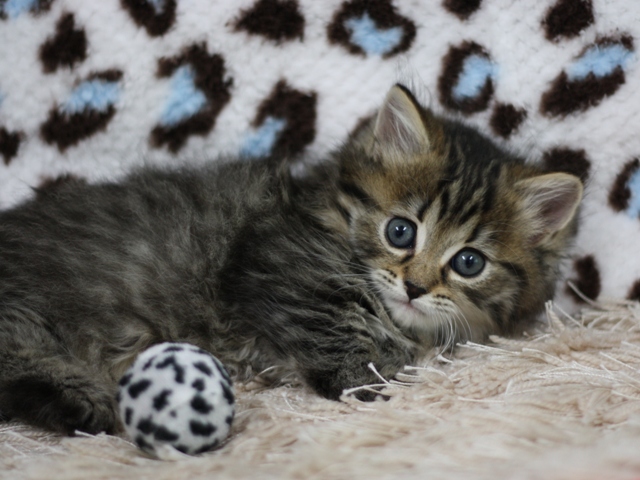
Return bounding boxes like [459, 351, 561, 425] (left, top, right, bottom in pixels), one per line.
[331, 85, 582, 345]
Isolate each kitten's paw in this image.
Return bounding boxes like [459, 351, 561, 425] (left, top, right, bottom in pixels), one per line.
[351, 388, 390, 402]
[1, 375, 119, 435]
[54, 385, 119, 435]
[305, 363, 395, 402]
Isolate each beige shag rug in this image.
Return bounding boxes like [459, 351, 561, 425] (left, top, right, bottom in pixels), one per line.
[3, 300, 640, 480]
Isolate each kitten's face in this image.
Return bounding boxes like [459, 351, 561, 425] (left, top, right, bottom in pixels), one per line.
[333, 85, 582, 345]
[354, 179, 527, 345]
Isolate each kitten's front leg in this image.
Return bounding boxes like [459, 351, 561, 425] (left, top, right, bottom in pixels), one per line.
[0, 352, 119, 435]
[303, 353, 399, 401]
[295, 314, 415, 401]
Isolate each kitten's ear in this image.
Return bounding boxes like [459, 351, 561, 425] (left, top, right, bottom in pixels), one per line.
[372, 85, 431, 156]
[516, 173, 583, 246]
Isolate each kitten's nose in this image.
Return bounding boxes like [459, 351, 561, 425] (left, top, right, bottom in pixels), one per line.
[404, 281, 427, 300]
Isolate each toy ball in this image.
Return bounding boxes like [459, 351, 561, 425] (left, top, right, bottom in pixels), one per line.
[117, 342, 235, 458]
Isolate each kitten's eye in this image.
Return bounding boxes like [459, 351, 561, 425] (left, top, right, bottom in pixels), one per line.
[451, 249, 485, 277]
[386, 218, 416, 249]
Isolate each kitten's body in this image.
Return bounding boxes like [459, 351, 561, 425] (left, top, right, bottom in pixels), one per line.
[0, 86, 582, 435]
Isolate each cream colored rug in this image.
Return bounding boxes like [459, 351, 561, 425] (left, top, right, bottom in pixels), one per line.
[3, 300, 640, 480]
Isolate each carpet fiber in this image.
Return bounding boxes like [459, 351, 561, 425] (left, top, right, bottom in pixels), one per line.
[3, 300, 640, 479]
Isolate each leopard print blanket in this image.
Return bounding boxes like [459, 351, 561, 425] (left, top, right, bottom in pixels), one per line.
[0, 0, 638, 309]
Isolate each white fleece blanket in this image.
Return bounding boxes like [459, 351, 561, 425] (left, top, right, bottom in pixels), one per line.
[0, 0, 639, 309]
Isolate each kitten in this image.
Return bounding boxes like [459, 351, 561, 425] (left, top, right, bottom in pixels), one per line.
[0, 85, 582, 435]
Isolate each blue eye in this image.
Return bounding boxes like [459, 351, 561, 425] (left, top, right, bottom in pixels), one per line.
[386, 218, 416, 249]
[451, 249, 485, 277]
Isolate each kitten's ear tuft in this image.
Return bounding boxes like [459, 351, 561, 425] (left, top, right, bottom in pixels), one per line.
[517, 173, 583, 246]
[373, 85, 430, 156]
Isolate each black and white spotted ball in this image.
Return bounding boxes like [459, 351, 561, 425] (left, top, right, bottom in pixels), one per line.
[118, 342, 235, 458]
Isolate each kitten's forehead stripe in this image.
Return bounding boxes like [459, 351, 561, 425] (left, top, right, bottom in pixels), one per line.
[466, 223, 483, 244]
[457, 202, 480, 226]
[417, 200, 430, 221]
[448, 184, 468, 218]
[437, 188, 450, 221]
[481, 164, 501, 213]
[338, 180, 376, 207]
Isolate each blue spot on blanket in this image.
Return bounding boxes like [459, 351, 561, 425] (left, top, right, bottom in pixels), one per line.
[61, 80, 120, 115]
[344, 13, 403, 56]
[148, 0, 166, 14]
[626, 168, 640, 219]
[241, 116, 287, 158]
[160, 66, 208, 127]
[452, 54, 497, 101]
[2, 0, 39, 18]
[568, 44, 634, 81]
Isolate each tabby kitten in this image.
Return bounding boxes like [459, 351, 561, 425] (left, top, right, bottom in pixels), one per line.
[0, 85, 581, 435]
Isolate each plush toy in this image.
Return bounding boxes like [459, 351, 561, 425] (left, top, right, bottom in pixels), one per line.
[117, 342, 235, 459]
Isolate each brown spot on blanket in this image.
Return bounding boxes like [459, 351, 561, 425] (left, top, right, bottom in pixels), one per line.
[150, 44, 232, 153]
[40, 70, 123, 152]
[609, 158, 640, 213]
[438, 41, 494, 114]
[234, 0, 304, 43]
[540, 36, 633, 117]
[489, 103, 527, 138]
[442, 0, 482, 20]
[567, 255, 601, 302]
[0, 127, 22, 165]
[327, 0, 416, 58]
[543, 0, 594, 42]
[39, 13, 87, 74]
[542, 147, 591, 184]
[252, 80, 317, 156]
[120, 0, 177, 37]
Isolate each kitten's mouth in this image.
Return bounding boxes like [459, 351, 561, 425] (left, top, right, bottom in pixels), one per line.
[382, 293, 446, 334]
[386, 296, 426, 317]
[397, 299, 420, 313]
